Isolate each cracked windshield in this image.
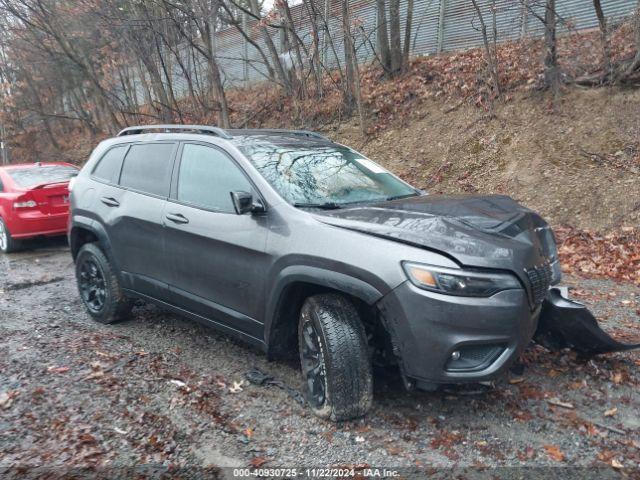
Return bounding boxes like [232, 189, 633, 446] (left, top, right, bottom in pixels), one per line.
[240, 144, 417, 206]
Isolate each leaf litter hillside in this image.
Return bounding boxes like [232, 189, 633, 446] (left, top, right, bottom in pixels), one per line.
[9, 24, 640, 286]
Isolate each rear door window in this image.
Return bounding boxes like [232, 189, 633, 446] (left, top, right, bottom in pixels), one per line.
[176, 143, 252, 213]
[6, 165, 78, 188]
[92, 145, 128, 184]
[119, 143, 176, 197]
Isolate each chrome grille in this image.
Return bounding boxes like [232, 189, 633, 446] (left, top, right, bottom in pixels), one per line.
[525, 262, 553, 306]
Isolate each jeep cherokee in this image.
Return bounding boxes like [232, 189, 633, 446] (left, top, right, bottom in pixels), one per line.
[69, 124, 567, 421]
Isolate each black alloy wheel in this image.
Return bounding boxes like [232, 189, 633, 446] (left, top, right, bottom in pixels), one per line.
[75, 243, 133, 324]
[78, 257, 107, 313]
[300, 317, 328, 408]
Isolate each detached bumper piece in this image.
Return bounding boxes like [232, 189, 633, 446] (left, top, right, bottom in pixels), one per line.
[535, 287, 640, 356]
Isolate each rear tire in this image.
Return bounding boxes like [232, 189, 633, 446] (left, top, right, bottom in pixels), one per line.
[298, 293, 373, 421]
[0, 218, 20, 253]
[75, 243, 133, 324]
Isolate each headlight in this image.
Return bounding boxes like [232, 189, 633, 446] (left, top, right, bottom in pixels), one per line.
[402, 262, 522, 297]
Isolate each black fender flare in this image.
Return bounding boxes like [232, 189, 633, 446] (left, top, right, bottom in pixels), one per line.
[263, 265, 385, 354]
[68, 216, 119, 272]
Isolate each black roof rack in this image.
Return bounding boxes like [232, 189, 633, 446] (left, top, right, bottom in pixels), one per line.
[230, 129, 331, 142]
[117, 124, 233, 139]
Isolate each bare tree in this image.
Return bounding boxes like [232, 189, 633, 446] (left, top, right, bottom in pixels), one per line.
[375, 0, 412, 77]
[159, 0, 231, 127]
[340, 0, 366, 134]
[471, 0, 501, 98]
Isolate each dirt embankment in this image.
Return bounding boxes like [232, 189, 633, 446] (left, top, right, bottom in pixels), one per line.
[331, 88, 640, 231]
[10, 86, 639, 232]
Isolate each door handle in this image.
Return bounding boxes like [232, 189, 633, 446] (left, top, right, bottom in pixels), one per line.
[166, 213, 189, 224]
[100, 197, 120, 207]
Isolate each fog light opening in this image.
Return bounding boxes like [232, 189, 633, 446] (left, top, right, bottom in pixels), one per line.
[445, 344, 506, 372]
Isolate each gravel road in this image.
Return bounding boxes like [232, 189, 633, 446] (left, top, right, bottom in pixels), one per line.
[1, 239, 639, 477]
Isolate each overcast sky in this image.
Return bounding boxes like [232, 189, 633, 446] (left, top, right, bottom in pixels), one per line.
[263, 0, 303, 12]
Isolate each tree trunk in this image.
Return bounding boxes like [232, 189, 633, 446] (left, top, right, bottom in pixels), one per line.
[544, 0, 560, 91]
[625, 0, 640, 75]
[388, 0, 402, 75]
[22, 70, 60, 150]
[593, 0, 612, 81]
[376, 0, 392, 73]
[281, 0, 308, 100]
[203, 21, 231, 129]
[341, 0, 356, 112]
[139, 55, 173, 123]
[248, 0, 292, 94]
[403, 0, 414, 67]
[471, 0, 500, 97]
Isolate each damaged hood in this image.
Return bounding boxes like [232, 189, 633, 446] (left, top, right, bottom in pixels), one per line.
[314, 194, 555, 279]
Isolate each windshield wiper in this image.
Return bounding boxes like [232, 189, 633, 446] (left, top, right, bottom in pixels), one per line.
[294, 202, 342, 210]
[384, 193, 421, 202]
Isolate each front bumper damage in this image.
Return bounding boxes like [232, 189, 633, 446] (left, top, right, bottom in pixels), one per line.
[534, 287, 640, 356]
[379, 283, 638, 392]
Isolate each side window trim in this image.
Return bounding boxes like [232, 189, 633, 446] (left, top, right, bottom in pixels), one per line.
[90, 143, 131, 187]
[117, 141, 179, 199]
[169, 141, 266, 214]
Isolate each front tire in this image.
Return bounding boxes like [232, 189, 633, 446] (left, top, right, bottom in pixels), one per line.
[75, 243, 133, 324]
[0, 218, 20, 253]
[298, 293, 373, 421]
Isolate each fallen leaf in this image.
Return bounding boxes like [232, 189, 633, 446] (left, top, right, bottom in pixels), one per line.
[604, 407, 618, 417]
[386, 445, 402, 455]
[229, 381, 244, 393]
[0, 392, 13, 410]
[543, 444, 566, 462]
[250, 457, 268, 468]
[611, 459, 624, 469]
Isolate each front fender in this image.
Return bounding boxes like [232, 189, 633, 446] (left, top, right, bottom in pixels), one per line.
[263, 265, 385, 351]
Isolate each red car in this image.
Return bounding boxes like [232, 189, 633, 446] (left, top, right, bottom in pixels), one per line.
[0, 162, 79, 253]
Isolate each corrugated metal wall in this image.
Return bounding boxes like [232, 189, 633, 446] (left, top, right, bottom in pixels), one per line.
[129, 0, 638, 101]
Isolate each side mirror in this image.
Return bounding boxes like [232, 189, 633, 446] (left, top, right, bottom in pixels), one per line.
[230, 191, 265, 215]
